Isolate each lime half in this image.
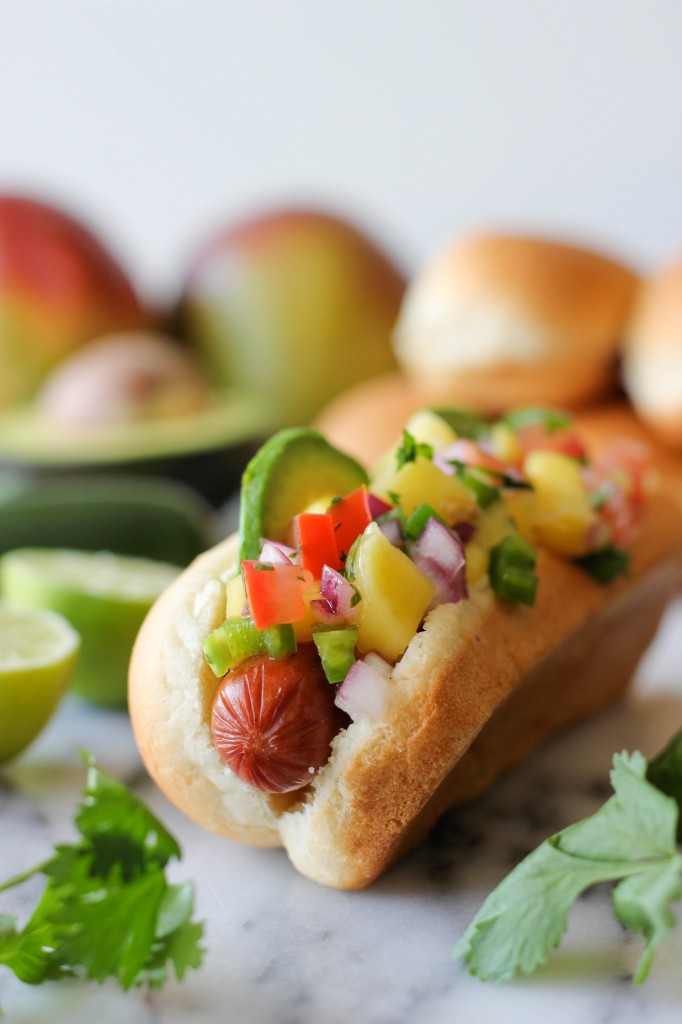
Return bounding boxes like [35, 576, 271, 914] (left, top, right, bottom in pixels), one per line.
[0, 549, 179, 707]
[0, 603, 80, 762]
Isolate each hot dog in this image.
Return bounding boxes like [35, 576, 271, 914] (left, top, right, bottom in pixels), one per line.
[129, 404, 682, 889]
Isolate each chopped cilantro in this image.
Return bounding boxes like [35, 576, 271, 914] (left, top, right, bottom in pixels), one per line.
[576, 545, 630, 584]
[396, 430, 433, 470]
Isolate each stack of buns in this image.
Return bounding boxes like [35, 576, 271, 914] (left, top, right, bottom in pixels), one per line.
[316, 231, 682, 466]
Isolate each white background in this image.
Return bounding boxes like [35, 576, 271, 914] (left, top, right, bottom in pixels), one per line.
[2, 0, 682, 303]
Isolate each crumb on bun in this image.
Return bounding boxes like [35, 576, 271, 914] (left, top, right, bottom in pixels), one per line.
[393, 232, 639, 412]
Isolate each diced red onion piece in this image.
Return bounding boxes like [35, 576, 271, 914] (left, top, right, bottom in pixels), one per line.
[454, 520, 475, 544]
[433, 452, 455, 476]
[433, 440, 470, 476]
[368, 492, 394, 518]
[377, 517, 403, 548]
[259, 539, 298, 565]
[320, 565, 357, 619]
[410, 517, 468, 607]
[363, 651, 393, 680]
[309, 597, 339, 625]
[335, 658, 390, 720]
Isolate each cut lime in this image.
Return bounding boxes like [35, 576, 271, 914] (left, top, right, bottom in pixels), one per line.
[0, 603, 80, 763]
[0, 549, 179, 707]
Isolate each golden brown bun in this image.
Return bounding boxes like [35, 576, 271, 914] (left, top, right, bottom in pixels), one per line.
[129, 406, 682, 889]
[394, 233, 639, 412]
[623, 259, 682, 449]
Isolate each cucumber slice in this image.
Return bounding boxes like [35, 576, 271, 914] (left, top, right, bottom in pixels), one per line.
[238, 428, 368, 561]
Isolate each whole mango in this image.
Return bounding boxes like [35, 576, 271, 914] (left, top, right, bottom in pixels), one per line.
[0, 194, 148, 407]
[175, 208, 406, 426]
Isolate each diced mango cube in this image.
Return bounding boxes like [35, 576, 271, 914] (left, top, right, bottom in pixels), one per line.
[351, 523, 435, 661]
[292, 584, 323, 643]
[506, 451, 595, 557]
[225, 573, 247, 618]
[465, 540, 489, 586]
[370, 456, 477, 525]
[489, 422, 524, 465]
[302, 495, 335, 514]
[403, 410, 458, 452]
[475, 500, 516, 551]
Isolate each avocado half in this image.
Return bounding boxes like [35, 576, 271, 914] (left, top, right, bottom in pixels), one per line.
[0, 389, 276, 508]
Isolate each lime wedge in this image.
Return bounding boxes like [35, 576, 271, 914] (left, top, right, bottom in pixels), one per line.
[0, 549, 179, 707]
[0, 603, 79, 762]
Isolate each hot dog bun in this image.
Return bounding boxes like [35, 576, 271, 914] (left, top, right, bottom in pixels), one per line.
[129, 406, 682, 889]
[393, 233, 639, 412]
[623, 257, 682, 449]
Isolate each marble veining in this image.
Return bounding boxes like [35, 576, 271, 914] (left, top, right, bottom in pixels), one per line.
[1, 597, 681, 1024]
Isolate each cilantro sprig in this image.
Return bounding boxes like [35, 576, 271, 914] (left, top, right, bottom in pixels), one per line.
[454, 734, 682, 984]
[0, 755, 203, 1001]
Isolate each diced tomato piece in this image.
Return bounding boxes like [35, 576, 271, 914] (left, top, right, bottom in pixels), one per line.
[517, 424, 587, 462]
[594, 440, 650, 506]
[242, 560, 314, 630]
[294, 512, 341, 577]
[600, 485, 639, 548]
[328, 485, 372, 564]
[584, 440, 650, 548]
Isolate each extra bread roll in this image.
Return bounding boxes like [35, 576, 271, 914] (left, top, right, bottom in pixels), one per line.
[394, 233, 639, 412]
[313, 371, 422, 466]
[623, 257, 682, 449]
[129, 406, 682, 890]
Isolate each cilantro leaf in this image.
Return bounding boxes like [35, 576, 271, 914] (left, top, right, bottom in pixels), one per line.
[396, 430, 433, 469]
[0, 757, 203, 1003]
[613, 855, 682, 983]
[0, 911, 61, 985]
[75, 759, 181, 878]
[648, 728, 682, 840]
[50, 869, 168, 989]
[454, 750, 682, 983]
[133, 883, 204, 990]
[575, 545, 630, 585]
[557, 752, 678, 862]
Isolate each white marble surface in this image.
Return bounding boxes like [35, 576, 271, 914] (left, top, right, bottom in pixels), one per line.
[1, 598, 682, 1024]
